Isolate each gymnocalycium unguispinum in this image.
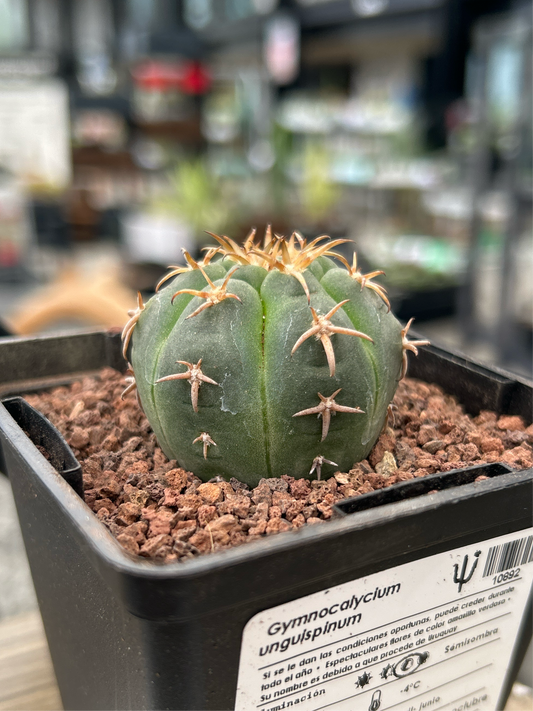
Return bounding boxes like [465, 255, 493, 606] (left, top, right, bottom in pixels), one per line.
[121, 228, 428, 488]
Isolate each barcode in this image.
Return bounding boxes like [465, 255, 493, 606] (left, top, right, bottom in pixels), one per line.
[483, 535, 533, 577]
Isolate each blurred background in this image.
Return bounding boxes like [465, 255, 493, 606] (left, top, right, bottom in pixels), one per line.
[0, 3, 532, 704]
[0, 0, 531, 377]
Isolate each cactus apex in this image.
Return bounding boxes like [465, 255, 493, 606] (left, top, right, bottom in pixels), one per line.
[293, 389, 365, 442]
[291, 299, 374, 377]
[193, 432, 217, 459]
[156, 358, 219, 413]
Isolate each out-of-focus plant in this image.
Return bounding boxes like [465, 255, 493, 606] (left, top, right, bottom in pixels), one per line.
[299, 142, 339, 225]
[150, 160, 232, 237]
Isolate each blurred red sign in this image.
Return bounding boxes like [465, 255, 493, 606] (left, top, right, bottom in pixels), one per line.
[132, 60, 211, 95]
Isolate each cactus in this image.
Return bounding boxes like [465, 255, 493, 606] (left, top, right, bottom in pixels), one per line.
[122, 229, 428, 488]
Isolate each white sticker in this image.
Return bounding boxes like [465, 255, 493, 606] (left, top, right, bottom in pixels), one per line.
[236, 529, 533, 711]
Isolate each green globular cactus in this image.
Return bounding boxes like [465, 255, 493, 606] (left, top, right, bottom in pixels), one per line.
[121, 230, 428, 488]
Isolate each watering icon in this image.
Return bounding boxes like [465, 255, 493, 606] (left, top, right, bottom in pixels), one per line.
[369, 689, 381, 711]
[453, 551, 481, 592]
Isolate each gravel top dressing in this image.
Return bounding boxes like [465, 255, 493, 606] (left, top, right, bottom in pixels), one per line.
[24, 368, 533, 564]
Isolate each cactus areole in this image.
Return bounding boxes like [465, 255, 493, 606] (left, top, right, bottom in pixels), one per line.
[122, 229, 428, 488]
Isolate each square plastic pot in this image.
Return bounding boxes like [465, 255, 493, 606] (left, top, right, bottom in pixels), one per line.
[0, 331, 531, 711]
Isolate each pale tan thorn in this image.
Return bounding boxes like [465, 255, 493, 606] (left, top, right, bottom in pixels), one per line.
[347, 253, 391, 311]
[190, 381, 200, 413]
[200, 247, 220, 265]
[155, 250, 199, 292]
[171, 265, 242, 315]
[334, 253, 351, 271]
[305, 234, 331, 250]
[220, 264, 240, 289]
[358, 269, 385, 288]
[306, 237, 349, 258]
[178, 358, 219, 386]
[323, 299, 349, 318]
[287, 232, 297, 251]
[280, 239, 292, 266]
[183, 249, 199, 269]
[295, 233, 306, 250]
[320, 410, 331, 442]
[243, 227, 257, 251]
[368, 282, 391, 312]
[121, 323, 134, 359]
[121, 291, 144, 359]
[134, 289, 143, 312]
[331, 402, 365, 414]
[204, 230, 230, 250]
[324, 249, 346, 262]
[309, 455, 338, 481]
[155, 372, 191, 383]
[171, 287, 210, 305]
[381, 403, 397, 434]
[290, 323, 321, 355]
[321, 300, 374, 338]
[291, 300, 373, 377]
[329, 324, 373, 341]
[400, 318, 430, 379]
[264, 224, 272, 248]
[185, 294, 239, 321]
[319, 333, 337, 377]
[155, 267, 181, 292]
[121, 364, 138, 400]
[121, 380, 137, 398]
[253, 237, 282, 268]
[198, 266, 217, 290]
[205, 231, 248, 262]
[193, 432, 217, 459]
[292, 269, 311, 303]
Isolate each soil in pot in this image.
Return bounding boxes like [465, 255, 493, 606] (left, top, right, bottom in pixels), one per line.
[23, 368, 533, 564]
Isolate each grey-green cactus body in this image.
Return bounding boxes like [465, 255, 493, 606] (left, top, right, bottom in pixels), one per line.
[129, 256, 403, 487]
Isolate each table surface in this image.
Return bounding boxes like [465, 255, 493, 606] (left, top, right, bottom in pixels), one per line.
[0, 610, 531, 711]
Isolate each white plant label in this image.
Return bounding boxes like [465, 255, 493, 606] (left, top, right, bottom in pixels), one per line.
[236, 529, 533, 711]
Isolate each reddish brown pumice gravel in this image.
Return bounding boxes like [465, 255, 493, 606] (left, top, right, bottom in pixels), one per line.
[24, 368, 533, 564]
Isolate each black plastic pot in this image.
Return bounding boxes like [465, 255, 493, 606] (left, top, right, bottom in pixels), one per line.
[0, 331, 532, 711]
[390, 284, 459, 322]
